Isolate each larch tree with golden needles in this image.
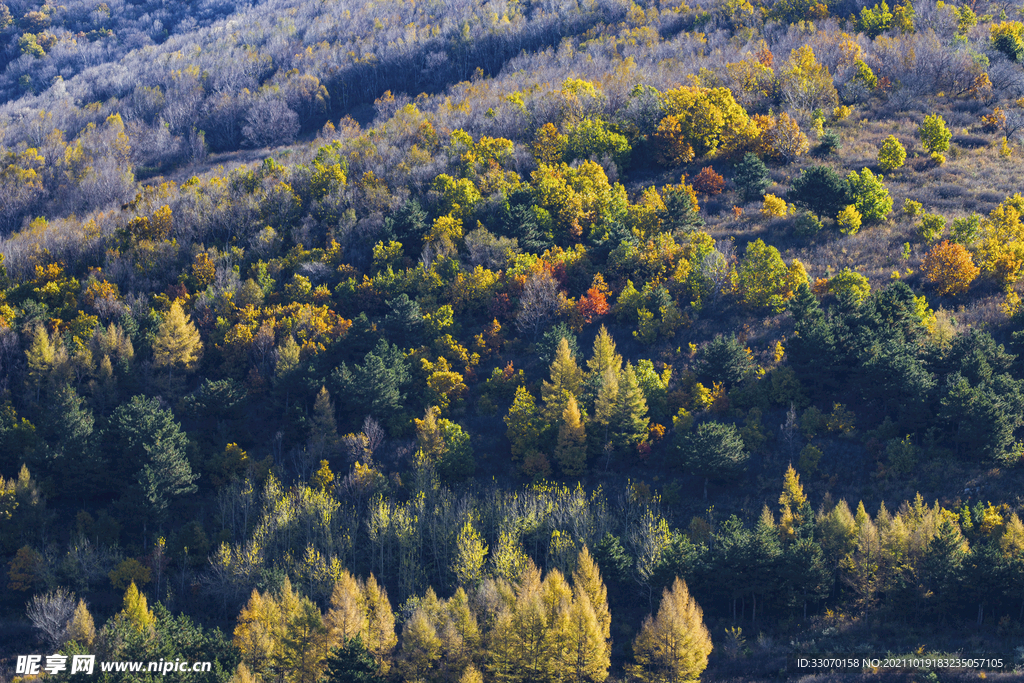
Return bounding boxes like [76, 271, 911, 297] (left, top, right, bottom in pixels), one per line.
[922, 241, 980, 296]
[778, 464, 808, 541]
[235, 589, 283, 679]
[555, 395, 588, 476]
[572, 546, 611, 656]
[67, 599, 96, 647]
[542, 336, 584, 424]
[325, 571, 367, 646]
[561, 590, 609, 683]
[363, 575, 397, 673]
[629, 577, 712, 683]
[153, 300, 202, 381]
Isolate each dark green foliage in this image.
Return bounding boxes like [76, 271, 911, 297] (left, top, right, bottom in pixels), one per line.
[436, 420, 475, 481]
[677, 421, 749, 484]
[97, 602, 237, 683]
[179, 378, 248, 419]
[693, 335, 753, 388]
[323, 636, 385, 683]
[659, 183, 704, 232]
[815, 130, 841, 156]
[780, 538, 830, 616]
[793, 211, 823, 237]
[993, 31, 1024, 61]
[384, 200, 429, 252]
[105, 395, 198, 521]
[594, 532, 632, 587]
[922, 519, 968, 618]
[332, 339, 413, 431]
[382, 294, 424, 347]
[732, 153, 771, 203]
[497, 187, 553, 252]
[38, 385, 96, 496]
[787, 282, 821, 324]
[537, 323, 580, 365]
[788, 165, 849, 218]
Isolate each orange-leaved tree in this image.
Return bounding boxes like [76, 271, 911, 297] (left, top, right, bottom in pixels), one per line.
[922, 240, 980, 296]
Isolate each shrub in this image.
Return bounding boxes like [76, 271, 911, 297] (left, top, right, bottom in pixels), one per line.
[794, 211, 823, 236]
[837, 204, 862, 235]
[733, 152, 771, 202]
[846, 167, 892, 222]
[816, 130, 841, 156]
[918, 212, 946, 242]
[922, 240, 980, 295]
[877, 135, 906, 172]
[762, 194, 788, 217]
[991, 21, 1024, 61]
[790, 165, 849, 218]
[903, 198, 923, 217]
[827, 267, 871, 304]
[919, 114, 951, 154]
[691, 166, 725, 195]
[950, 213, 981, 245]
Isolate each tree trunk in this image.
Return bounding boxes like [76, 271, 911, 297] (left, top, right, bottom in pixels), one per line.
[977, 602, 984, 626]
[703, 477, 708, 500]
[752, 592, 757, 626]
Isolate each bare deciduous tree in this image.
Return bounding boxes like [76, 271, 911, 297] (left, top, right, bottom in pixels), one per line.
[516, 270, 562, 338]
[242, 97, 300, 149]
[27, 587, 76, 649]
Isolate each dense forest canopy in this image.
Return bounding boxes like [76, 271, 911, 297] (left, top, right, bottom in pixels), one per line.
[3, 0, 1024, 678]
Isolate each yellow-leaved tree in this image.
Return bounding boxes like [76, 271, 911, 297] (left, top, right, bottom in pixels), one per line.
[629, 577, 712, 683]
[780, 46, 839, 112]
[153, 300, 202, 381]
[778, 464, 808, 540]
[658, 86, 760, 159]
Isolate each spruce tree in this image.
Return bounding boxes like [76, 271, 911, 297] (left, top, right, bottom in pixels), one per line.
[612, 362, 649, 451]
[733, 152, 771, 203]
[323, 636, 384, 683]
[110, 395, 198, 523]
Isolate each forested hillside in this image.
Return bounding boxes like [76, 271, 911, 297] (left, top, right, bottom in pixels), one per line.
[3, 0, 1024, 678]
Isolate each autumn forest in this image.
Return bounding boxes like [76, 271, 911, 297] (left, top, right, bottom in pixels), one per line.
[2, 0, 1024, 678]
